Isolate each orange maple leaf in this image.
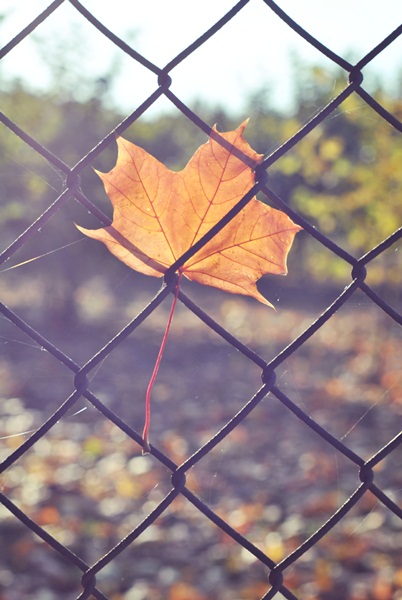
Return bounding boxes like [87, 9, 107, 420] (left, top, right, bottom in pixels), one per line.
[77, 121, 301, 453]
[77, 121, 301, 307]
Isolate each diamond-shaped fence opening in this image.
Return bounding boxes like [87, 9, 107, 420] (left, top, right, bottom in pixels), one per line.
[1, 1, 401, 599]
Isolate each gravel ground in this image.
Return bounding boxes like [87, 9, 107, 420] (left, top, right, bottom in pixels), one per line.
[1, 280, 401, 599]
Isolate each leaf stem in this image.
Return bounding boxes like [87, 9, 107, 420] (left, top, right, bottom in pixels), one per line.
[142, 273, 182, 454]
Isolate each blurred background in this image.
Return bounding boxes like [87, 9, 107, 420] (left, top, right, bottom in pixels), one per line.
[0, 1, 402, 599]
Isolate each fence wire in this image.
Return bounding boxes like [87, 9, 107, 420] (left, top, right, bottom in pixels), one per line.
[0, 1, 401, 599]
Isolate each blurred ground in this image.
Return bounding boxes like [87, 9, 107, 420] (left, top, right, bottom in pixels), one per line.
[1, 275, 401, 600]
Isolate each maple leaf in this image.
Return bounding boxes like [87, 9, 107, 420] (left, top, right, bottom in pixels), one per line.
[77, 121, 301, 307]
[77, 121, 301, 453]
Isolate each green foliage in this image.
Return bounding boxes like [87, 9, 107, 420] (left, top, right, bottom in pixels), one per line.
[273, 91, 401, 285]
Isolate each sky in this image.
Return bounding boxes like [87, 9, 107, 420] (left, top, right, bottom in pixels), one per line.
[1, 0, 401, 117]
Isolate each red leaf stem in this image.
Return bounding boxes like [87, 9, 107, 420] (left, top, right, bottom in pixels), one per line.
[142, 274, 182, 454]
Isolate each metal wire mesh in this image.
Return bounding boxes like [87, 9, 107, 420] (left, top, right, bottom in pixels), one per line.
[1, 1, 401, 599]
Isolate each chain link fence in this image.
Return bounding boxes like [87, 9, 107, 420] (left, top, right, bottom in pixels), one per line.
[1, 1, 401, 599]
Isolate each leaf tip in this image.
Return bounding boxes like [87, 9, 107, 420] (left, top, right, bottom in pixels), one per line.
[74, 222, 85, 234]
[251, 289, 276, 309]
